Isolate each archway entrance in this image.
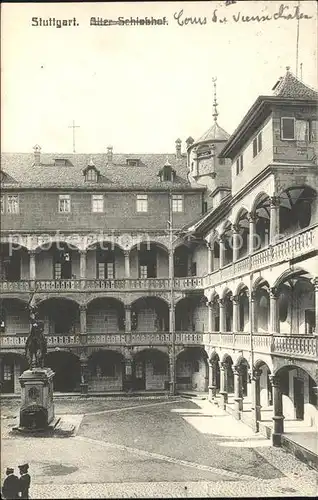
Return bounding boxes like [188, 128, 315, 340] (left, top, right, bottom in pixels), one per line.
[132, 349, 169, 391]
[45, 351, 80, 392]
[0, 353, 28, 393]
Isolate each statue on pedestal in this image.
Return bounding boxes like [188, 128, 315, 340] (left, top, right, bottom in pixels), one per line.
[25, 297, 47, 369]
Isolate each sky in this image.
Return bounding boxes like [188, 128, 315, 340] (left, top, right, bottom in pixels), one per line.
[1, 0, 317, 154]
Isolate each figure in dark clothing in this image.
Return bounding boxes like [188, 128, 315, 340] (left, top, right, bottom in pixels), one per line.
[2, 467, 20, 500]
[18, 464, 31, 500]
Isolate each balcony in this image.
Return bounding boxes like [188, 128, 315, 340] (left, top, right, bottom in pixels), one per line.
[204, 333, 317, 360]
[0, 334, 81, 348]
[204, 224, 317, 288]
[0, 276, 204, 294]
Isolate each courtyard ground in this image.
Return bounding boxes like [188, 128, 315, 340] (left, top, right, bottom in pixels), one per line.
[1, 396, 317, 498]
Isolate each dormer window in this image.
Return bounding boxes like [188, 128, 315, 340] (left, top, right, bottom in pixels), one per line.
[54, 158, 67, 167]
[85, 168, 98, 182]
[126, 159, 139, 167]
[83, 162, 100, 182]
[158, 164, 176, 182]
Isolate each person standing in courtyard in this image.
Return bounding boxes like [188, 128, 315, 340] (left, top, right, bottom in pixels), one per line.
[18, 464, 31, 499]
[1, 467, 20, 499]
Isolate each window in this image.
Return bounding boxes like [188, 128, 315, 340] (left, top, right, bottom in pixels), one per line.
[7, 195, 19, 214]
[235, 155, 243, 175]
[219, 158, 225, 165]
[92, 194, 104, 212]
[281, 117, 295, 140]
[0, 195, 4, 214]
[136, 194, 148, 212]
[172, 194, 183, 212]
[86, 168, 98, 182]
[127, 159, 139, 166]
[139, 265, 148, 278]
[54, 158, 67, 166]
[58, 194, 71, 213]
[253, 132, 263, 158]
[97, 261, 114, 279]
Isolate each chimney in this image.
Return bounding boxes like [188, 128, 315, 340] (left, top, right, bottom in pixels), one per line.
[186, 136, 194, 149]
[33, 144, 41, 166]
[107, 145, 113, 164]
[175, 138, 182, 159]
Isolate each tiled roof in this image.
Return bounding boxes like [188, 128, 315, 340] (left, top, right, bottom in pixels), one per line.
[272, 67, 318, 99]
[0, 152, 203, 190]
[194, 122, 230, 145]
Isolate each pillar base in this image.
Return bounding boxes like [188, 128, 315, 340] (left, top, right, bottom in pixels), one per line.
[234, 397, 243, 420]
[80, 383, 88, 395]
[219, 391, 228, 410]
[169, 381, 176, 396]
[272, 415, 285, 435]
[208, 385, 216, 401]
[272, 432, 282, 447]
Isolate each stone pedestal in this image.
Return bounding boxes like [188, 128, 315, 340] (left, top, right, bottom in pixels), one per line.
[18, 368, 55, 431]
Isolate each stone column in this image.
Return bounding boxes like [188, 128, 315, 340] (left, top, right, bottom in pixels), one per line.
[80, 353, 89, 394]
[219, 235, 226, 268]
[125, 305, 132, 333]
[124, 250, 130, 278]
[232, 225, 240, 262]
[233, 366, 243, 419]
[169, 345, 176, 396]
[124, 358, 133, 392]
[219, 361, 228, 409]
[207, 243, 214, 274]
[80, 305, 87, 341]
[248, 213, 256, 254]
[269, 375, 284, 446]
[270, 287, 279, 334]
[250, 368, 262, 432]
[29, 250, 36, 281]
[313, 278, 318, 335]
[232, 295, 239, 333]
[270, 196, 280, 245]
[207, 301, 214, 333]
[168, 248, 174, 280]
[208, 361, 213, 401]
[219, 298, 225, 333]
[79, 250, 87, 279]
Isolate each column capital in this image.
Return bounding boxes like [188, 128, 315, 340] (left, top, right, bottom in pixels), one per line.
[270, 195, 280, 208]
[169, 303, 176, 311]
[250, 368, 262, 380]
[79, 249, 87, 255]
[124, 304, 132, 310]
[218, 297, 225, 307]
[218, 234, 226, 244]
[247, 212, 257, 224]
[270, 286, 279, 299]
[231, 294, 239, 304]
[269, 374, 280, 387]
[79, 304, 87, 312]
[28, 249, 36, 256]
[231, 223, 240, 234]
[311, 277, 318, 290]
[124, 249, 130, 257]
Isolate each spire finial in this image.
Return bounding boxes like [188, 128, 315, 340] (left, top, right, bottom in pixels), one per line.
[286, 66, 290, 72]
[212, 77, 218, 123]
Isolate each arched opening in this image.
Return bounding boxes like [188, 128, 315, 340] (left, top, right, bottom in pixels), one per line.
[38, 298, 80, 335]
[279, 186, 317, 235]
[88, 350, 125, 392]
[0, 243, 29, 281]
[87, 298, 125, 333]
[235, 210, 249, 260]
[222, 354, 234, 394]
[210, 294, 220, 331]
[213, 240, 220, 271]
[35, 241, 80, 280]
[252, 194, 270, 251]
[238, 287, 249, 332]
[223, 291, 233, 332]
[86, 241, 125, 280]
[175, 295, 208, 332]
[132, 349, 169, 391]
[0, 353, 28, 394]
[45, 351, 80, 392]
[176, 347, 208, 392]
[275, 273, 315, 335]
[254, 282, 270, 333]
[276, 365, 317, 428]
[0, 298, 29, 335]
[254, 360, 272, 414]
[131, 297, 169, 332]
[235, 356, 249, 398]
[222, 222, 233, 266]
[130, 242, 169, 279]
[174, 245, 191, 278]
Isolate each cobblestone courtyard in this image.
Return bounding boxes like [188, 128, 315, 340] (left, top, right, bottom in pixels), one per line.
[1, 396, 317, 498]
